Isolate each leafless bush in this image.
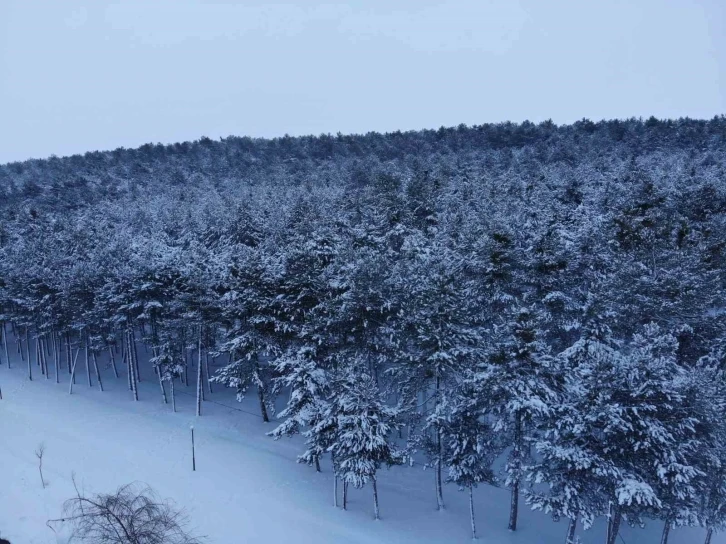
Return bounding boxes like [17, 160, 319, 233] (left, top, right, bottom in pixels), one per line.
[48, 479, 203, 544]
[35, 443, 46, 488]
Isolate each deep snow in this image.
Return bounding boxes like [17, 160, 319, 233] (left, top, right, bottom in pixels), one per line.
[0, 348, 719, 544]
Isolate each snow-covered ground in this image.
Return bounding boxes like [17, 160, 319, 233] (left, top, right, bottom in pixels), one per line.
[0, 349, 718, 544]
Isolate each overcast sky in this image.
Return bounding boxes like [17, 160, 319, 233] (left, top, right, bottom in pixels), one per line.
[0, 0, 724, 164]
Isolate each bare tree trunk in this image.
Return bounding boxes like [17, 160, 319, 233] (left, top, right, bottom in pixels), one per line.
[66, 333, 72, 373]
[705, 527, 714, 544]
[660, 518, 671, 544]
[565, 516, 577, 544]
[54, 334, 60, 383]
[170, 378, 176, 413]
[37, 338, 45, 377]
[49, 330, 56, 362]
[469, 485, 477, 540]
[372, 476, 380, 520]
[183, 349, 189, 386]
[606, 503, 622, 544]
[92, 352, 103, 391]
[108, 344, 119, 378]
[158, 371, 168, 404]
[256, 364, 270, 422]
[26, 329, 32, 381]
[435, 372, 444, 511]
[436, 429, 444, 510]
[334, 475, 338, 507]
[132, 328, 141, 382]
[196, 326, 203, 417]
[205, 351, 213, 394]
[343, 481, 348, 510]
[84, 333, 92, 388]
[127, 329, 138, 401]
[508, 413, 522, 531]
[3, 322, 10, 369]
[42, 338, 49, 379]
[16, 330, 23, 360]
[124, 338, 132, 391]
[68, 349, 80, 395]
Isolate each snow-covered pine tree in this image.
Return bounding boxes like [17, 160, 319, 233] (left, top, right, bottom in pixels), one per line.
[212, 247, 284, 422]
[541, 322, 705, 544]
[391, 233, 482, 511]
[526, 321, 622, 544]
[444, 382, 499, 540]
[692, 345, 726, 544]
[328, 370, 402, 520]
[471, 304, 559, 532]
[268, 346, 333, 474]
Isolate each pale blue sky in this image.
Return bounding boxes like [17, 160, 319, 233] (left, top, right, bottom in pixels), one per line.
[1, 0, 724, 164]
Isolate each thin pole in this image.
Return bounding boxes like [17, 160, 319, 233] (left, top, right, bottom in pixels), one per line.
[191, 426, 196, 471]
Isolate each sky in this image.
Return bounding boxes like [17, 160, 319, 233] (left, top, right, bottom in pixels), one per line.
[0, 0, 724, 164]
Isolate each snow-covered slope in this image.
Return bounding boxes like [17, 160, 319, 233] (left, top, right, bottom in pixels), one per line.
[0, 353, 717, 544]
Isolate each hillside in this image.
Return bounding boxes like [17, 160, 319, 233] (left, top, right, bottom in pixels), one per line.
[1, 118, 726, 543]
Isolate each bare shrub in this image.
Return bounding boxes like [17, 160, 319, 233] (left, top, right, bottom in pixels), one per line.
[48, 480, 203, 544]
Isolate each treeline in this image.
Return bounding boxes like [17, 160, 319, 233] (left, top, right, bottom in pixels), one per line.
[0, 117, 725, 543]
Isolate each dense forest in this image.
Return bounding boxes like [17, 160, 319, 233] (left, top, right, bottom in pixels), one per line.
[1, 117, 726, 544]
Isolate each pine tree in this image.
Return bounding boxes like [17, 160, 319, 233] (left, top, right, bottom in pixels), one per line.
[444, 383, 499, 540]
[328, 371, 403, 520]
[471, 305, 559, 532]
[268, 346, 333, 473]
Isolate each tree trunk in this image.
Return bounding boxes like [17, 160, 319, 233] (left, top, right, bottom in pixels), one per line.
[606, 503, 622, 544]
[257, 388, 270, 424]
[171, 378, 176, 413]
[508, 479, 519, 532]
[565, 516, 577, 544]
[705, 527, 714, 544]
[42, 338, 49, 379]
[85, 335, 92, 388]
[196, 326, 203, 417]
[124, 338, 132, 391]
[205, 351, 213, 394]
[3, 322, 10, 369]
[66, 334, 72, 373]
[182, 336, 189, 386]
[158, 371, 167, 404]
[43, 339, 49, 376]
[469, 485, 477, 540]
[314, 455, 321, 473]
[334, 475, 338, 507]
[132, 328, 141, 382]
[372, 476, 380, 520]
[26, 329, 32, 381]
[343, 481, 348, 510]
[436, 429, 444, 510]
[127, 330, 138, 401]
[38, 339, 47, 378]
[109, 345, 119, 378]
[435, 372, 444, 511]
[68, 349, 80, 395]
[508, 412, 522, 531]
[660, 518, 671, 544]
[54, 334, 60, 383]
[92, 352, 103, 391]
[255, 361, 270, 422]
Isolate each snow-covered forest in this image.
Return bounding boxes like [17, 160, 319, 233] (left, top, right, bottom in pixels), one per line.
[1, 117, 726, 544]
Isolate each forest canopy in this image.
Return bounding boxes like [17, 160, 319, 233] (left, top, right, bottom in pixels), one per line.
[1, 116, 725, 543]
